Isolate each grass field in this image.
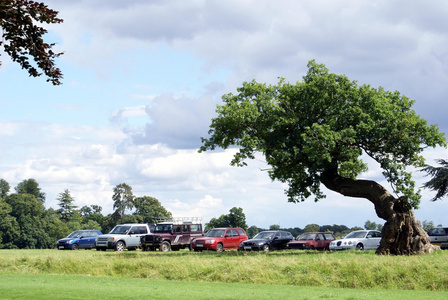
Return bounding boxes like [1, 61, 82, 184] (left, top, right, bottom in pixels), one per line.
[0, 249, 447, 299]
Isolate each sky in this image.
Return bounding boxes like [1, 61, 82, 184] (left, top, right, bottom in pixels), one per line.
[1, 0, 448, 229]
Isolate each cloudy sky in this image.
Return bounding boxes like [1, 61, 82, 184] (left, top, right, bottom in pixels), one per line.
[1, 0, 448, 229]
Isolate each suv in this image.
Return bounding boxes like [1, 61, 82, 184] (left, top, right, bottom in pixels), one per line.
[427, 227, 448, 248]
[95, 223, 154, 251]
[57, 230, 102, 250]
[191, 227, 247, 252]
[239, 230, 293, 251]
[288, 232, 335, 250]
[140, 217, 203, 252]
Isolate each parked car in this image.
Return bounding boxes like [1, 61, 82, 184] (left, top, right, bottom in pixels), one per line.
[239, 230, 293, 251]
[191, 228, 247, 252]
[427, 227, 448, 249]
[329, 230, 382, 251]
[140, 217, 203, 251]
[56, 230, 103, 250]
[287, 232, 335, 250]
[95, 223, 154, 251]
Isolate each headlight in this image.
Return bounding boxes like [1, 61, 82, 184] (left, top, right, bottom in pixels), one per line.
[257, 242, 264, 246]
[206, 240, 215, 244]
[67, 239, 73, 244]
[348, 241, 352, 245]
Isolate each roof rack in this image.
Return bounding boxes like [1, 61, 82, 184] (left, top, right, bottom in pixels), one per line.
[155, 217, 202, 225]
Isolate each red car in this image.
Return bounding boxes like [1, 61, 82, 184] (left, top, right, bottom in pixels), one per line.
[287, 232, 335, 250]
[191, 227, 247, 252]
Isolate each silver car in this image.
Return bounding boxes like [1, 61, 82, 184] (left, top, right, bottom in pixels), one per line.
[427, 227, 448, 249]
[329, 230, 382, 251]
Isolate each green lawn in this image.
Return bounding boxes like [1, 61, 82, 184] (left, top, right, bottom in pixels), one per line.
[0, 249, 447, 299]
[1, 273, 447, 300]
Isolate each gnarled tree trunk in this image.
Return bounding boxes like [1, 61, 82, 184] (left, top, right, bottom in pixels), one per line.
[321, 168, 439, 255]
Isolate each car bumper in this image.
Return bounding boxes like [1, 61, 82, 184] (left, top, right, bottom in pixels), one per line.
[193, 244, 216, 250]
[56, 244, 73, 250]
[239, 245, 263, 251]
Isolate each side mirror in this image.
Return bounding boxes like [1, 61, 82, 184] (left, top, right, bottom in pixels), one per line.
[225, 234, 230, 238]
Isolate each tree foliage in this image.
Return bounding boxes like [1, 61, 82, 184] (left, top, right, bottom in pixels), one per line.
[15, 178, 45, 202]
[133, 196, 172, 223]
[201, 60, 445, 208]
[200, 60, 446, 255]
[0, 0, 63, 84]
[205, 207, 247, 232]
[56, 189, 77, 222]
[112, 183, 134, 223]
[421, 159, 448, 201]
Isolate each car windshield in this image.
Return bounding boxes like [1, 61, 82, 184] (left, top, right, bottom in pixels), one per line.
[205, 229, 225, 237]
[297, 233, 316, 240]
[67, 231, 82, 238]
[253, 232, 275, 239]
[345, 231, 367, 239]
[155, 224, 173, 233]
[110, 225, 131, 234]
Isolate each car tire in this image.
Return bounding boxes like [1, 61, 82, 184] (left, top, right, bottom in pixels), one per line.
[71, 243, 79, 250]
[96, 247, 101, 251]
[216, 243, 224, 252]
[309, 246, 315, 250]
[262, 244, 270, 252]
[160, 241, 171, 252]
[356, 243, 364, 251]
[115, 241, 125, 251]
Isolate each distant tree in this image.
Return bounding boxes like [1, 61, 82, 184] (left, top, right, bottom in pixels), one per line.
[0, 198, 20, 248]
[133, 196, 172, 223]
[205, 207, 248, 232]
[247, 225, 259, 238]
[4, 193, 51, 248]
[15, 178, 45, 202]
[269, 224, 281, 230]
[303, 224, 320, 233]
[112, 183, 134, 223]
[421, 220, 435, 232]
[364, 220, 383, 231]
[56, 189, 77, 222]
[0, 179, 10, 199]
[80, 205, 104, 227]
[0, 0, 63, 84]
[422, 159, 448, 201]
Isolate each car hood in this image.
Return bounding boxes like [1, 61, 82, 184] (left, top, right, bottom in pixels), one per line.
[58, 238, 76, 242]
[195, 236, 221, 241]
[241, 238, 269, 244]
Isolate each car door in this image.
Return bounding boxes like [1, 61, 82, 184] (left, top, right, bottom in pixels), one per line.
[127, 226, 148, 247]
[315, 233, 326, 250]
[78, 231, 92, 249]
[366, 231, 381, 250]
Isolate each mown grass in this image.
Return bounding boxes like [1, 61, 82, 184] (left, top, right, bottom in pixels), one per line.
[2, 273, 448, 300]
[1, 249, 448, 292]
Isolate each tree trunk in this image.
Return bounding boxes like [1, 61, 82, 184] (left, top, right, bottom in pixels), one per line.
[321, 168, 439, 255]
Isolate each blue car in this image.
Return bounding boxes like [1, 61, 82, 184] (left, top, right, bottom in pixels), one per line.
[57, 230, 103, 250]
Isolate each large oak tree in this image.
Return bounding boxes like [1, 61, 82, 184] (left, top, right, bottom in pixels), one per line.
[200, 60, 446, 255]
[0, 0, 63, 84]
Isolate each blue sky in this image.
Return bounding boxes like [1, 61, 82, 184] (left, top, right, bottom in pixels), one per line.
[1, 0, 448, 229]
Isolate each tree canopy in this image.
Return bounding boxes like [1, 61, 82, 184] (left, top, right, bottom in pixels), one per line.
[200, 60, 446, 255]
[0, 0, 63, 84]
[422, 159, 448, 201]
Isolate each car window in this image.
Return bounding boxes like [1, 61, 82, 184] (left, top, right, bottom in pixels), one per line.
[190, 224, 201, 232]
[90, 231, 99, 237]
[137, 226, 148, 234]
[324, 233, 334, 240]
[205, 229, 225, 237]
[228, 229, 239, 237]
[238, 229, 246, 236]
[182, 225, 189, 233]
[298, 233, 316, 240]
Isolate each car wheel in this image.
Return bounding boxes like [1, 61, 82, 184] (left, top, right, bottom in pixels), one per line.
[262, 244, 270, 251]
[160, 241, 171, 252]
[309, 246, 315, 250]
[96, 247, 101, 251]
[115, 241, 125, 251]
[71, 243, 79, 250]
[216, 243, 224, 252]
[356, 243, 364, 251]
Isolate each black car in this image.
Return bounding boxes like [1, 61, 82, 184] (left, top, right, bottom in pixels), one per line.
[239, 230, 294, 251]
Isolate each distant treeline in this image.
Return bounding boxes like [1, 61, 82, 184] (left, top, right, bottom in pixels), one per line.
[0, 178, 440, 249]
